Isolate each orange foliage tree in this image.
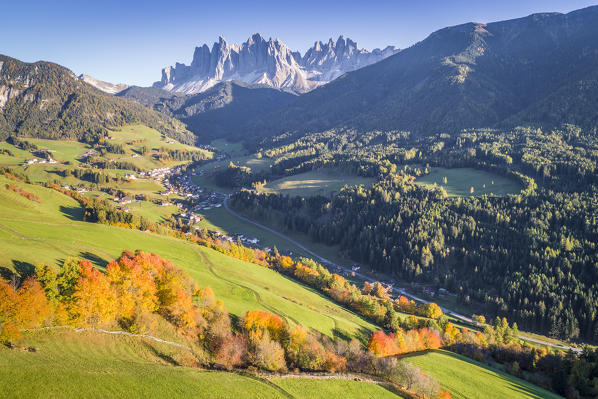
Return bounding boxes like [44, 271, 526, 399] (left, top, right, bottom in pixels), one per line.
[242, 310, 288, 343]
[368, 328, 443, 357]
[70, 260, 117, 327]
[0, 277, 50, 342]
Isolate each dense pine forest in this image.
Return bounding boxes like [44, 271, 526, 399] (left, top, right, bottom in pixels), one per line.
[230, 125, 598, 342]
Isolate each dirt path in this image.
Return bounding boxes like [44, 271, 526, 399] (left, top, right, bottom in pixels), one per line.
[23, 326, 192, 350]
[0, 223, 30, 239]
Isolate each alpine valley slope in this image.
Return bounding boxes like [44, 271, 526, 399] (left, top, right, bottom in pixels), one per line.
[118, 81, 297, 142]
[248, 6, 598, 138]
[0, 55, 194, 144]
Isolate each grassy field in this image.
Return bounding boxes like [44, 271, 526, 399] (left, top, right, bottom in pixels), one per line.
[194, 206, 312, 255]
[190, 143, 272, 195]
[109, 124, 200, 152]
[403, 350, 562, 399]
[27, 138, 91, 165]
[0, 125, 211, 199]
[210, 139, 247, 157]
[0, 141, 40, 165]
[22, 124, 212, 173]
[272, 378, 402, 399]
[0, 329, 403, 399]
[259, 169, 375, 197]
[0, 175, 376, 342]
[415, 167, 522, 197]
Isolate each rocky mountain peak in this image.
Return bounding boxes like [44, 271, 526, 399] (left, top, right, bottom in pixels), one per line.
[154, 34, 399, 94]
[78, 74, 128, 94]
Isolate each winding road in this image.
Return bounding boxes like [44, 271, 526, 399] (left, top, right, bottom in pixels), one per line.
[221, 196, 582, 354]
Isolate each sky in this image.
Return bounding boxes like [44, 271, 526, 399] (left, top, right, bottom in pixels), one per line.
[2, 0, 595, 86]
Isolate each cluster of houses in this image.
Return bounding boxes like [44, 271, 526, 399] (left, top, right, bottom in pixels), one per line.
[62, 185, 87, 194]
[208, 231, 261, 247]
[166, 166, 227, 211]
[23, 158, 57, 165]
[159, 165, 262, 247]
[137, 167, 174, 182]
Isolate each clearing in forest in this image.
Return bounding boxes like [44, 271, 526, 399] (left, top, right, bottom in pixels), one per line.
[415, 167, 522, 196]
[259, 169, 375, 197]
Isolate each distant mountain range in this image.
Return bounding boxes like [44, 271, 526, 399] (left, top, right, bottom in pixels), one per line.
[248, 6, 598, 138]
[153, 34, 399, 94]
[4, 6, 598, 146]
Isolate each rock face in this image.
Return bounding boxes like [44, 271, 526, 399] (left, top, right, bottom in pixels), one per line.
[154, 34, 399, 94]
[79, 74, 128, 94]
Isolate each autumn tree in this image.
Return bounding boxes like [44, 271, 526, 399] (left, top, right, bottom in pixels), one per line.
[70, 260, 117, 327]
[0, 277, 50, 342]
[106, 255, 159, 324]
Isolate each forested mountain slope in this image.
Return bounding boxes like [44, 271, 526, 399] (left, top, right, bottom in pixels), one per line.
[249, 6, 598, 139]
[119, 81, 296, 142]
[0, 55, 194, 144]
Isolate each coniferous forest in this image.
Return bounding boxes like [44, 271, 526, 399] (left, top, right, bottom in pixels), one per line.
[231, 126, 598, 341]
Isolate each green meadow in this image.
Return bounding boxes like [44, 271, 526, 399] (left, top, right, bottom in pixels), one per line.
[415, 167, 522, 196]
[272, 378, 402, 399]
[258, 169, 375, 198]
[23, 124, 211, 172]
[0, 329, 403, 399]
[403, 350, 562, 399]
[0, 175, 376, 342]
[27, 138, 91, 165]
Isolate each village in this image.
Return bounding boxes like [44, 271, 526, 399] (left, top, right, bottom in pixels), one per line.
[110, 162, 265, 249]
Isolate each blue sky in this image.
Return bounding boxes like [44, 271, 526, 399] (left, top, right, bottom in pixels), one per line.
[1, 0, 595, 86]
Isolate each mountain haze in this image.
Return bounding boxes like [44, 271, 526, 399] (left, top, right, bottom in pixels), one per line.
[119, 81, 295, 142]
[154, 34, 399, 94]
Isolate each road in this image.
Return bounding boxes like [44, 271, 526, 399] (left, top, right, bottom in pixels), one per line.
[224, 197, 471, 322]
[221, 192, 581, 353]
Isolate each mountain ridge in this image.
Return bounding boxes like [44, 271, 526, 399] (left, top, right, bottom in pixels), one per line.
[0, 55, 195, 144]
[245, 6, 598, 140]
[78, 74, 128, 94]
[118, 80, 296, 142]
[154, 33, 399, 94]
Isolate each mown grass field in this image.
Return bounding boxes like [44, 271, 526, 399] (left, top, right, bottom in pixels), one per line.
[415, 167, 522, 197]
[272, 378, 401, 399]
[403, 350, 562, 399]
[0, 329, 403, 399]
[259, 169, 375, 197]
[0, 141, 46, 166]
[27, 138, 91, 165]
[0, 175, 376, 342]
[109, 124, 201, 153]
[23, 124, 211, 173]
